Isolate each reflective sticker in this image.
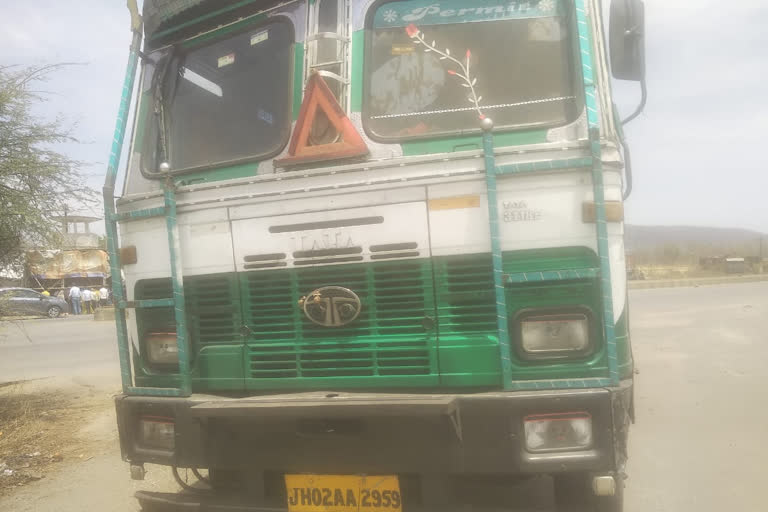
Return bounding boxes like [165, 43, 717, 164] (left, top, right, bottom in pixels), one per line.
[217, 53, 235, 68]
[251, 30, 269, 46]
[391, 45, 415, 55]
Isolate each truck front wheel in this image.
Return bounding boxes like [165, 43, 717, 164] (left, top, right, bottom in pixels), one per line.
[553, 473, 623, 512]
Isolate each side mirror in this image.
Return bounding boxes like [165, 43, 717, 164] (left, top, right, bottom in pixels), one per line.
[610, 0, 645, 81]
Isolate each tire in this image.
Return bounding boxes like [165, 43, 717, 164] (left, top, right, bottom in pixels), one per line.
[554, 473, 623, 512]
[46, 306, 62, 318]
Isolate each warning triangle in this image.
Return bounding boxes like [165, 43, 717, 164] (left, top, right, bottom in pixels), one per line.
[275, 71, 368, 167]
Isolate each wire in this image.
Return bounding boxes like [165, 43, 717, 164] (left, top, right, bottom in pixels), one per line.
[192, 468, 211, 485]
[172, 466, 211, 493]
[621, 136, 633, 200]
[621, 78, 647, 125]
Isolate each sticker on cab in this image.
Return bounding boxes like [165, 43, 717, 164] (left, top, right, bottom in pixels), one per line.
[390, 45, 414, 56]
[218, 53, 235, 68]
[251, 30, 269, 46]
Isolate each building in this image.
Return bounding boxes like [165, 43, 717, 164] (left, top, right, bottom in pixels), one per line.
[24, 216, 110, 295]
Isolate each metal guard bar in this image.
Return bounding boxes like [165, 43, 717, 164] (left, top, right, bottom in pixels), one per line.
[103, 7, 191, 397]
[481, 0, 620, 390]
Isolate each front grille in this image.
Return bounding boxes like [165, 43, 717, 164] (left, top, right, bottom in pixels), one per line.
[133, 255, 497, 383]
[434, 255, 496, 335]
[243, 260, 435, 379]
[134, 275, 241, 347]
[184, 275, 241, 345]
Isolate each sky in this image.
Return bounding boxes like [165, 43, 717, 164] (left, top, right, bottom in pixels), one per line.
[0, 0, 766, 234]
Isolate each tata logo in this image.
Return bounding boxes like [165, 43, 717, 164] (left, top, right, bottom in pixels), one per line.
[298, 287, 362, 327]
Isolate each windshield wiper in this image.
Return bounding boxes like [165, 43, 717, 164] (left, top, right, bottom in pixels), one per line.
[150, 46, 184, 169]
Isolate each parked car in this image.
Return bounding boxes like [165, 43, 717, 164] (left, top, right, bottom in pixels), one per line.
[0, 287, 69, 318]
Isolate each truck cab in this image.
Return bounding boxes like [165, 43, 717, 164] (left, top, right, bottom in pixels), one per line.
[105, 1, 646, 510]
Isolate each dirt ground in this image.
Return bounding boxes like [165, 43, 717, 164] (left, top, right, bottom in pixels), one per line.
[0, 377, 177, 511]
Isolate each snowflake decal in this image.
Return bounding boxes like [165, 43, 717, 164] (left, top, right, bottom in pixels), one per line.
[538, 0, 555, 12]
[382, 9, 398, 23]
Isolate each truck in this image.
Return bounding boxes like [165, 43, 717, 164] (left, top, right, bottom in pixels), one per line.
[105, 1, 646, 511]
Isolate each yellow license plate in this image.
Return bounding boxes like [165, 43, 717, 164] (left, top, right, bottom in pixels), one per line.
[284, 474, 402, 512]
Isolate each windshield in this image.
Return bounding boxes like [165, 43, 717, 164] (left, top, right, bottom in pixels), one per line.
[144, 18, 294, 173]
[364, 0, 580, 140]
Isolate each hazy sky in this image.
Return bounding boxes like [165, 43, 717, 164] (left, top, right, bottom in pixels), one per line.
[0, 0, 766, 233]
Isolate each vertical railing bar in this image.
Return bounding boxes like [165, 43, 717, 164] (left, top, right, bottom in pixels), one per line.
[163, 181, 193, 396]
[480, 122, 514, 390]
[103, 15, 143, 394]
[575, 0, 619, 386]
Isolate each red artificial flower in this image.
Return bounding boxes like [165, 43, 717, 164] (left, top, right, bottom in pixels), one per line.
[466, 49, 472, 58]
[405, 23, 420, 38]
[447, 70, 457, 75]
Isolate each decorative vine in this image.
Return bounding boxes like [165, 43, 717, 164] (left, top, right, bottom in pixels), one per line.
[405, 23, 485, 119]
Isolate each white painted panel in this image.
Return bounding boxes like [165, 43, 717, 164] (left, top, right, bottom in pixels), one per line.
[178, 209, 235, 276]
[119, 208, 235, 284]
[609, 236, 627, 319]
[120, 218, 172, 283]
[428, 181, 490, 256]
[231, 202, 430, 271]
[230, 187, 426, 221]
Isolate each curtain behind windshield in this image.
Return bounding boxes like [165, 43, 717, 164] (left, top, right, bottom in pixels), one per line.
[160, 19, 293, 171]
[365, 1, 580, 140]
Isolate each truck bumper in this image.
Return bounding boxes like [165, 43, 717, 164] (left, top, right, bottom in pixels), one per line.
[118, 382, 632, 511]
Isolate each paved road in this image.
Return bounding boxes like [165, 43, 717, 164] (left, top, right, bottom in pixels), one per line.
[625, 281, 768, 512]
[0, 315, 119, 383]
[0, 282, 766, 511]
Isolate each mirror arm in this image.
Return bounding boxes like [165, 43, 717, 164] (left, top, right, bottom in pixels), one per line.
[621, 76, 647, 125]
[620, 136, 633, 200]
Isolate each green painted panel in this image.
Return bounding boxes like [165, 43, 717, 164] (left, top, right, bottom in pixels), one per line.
[351, 30, 365, 113]
[133, 247, 625, 392]
[174, 161, 259, 186]
[151, 1, 267, 42]
[401, 130, 548, 156]
[437, 344, 501, 386]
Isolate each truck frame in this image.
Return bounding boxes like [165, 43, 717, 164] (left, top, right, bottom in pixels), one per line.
[105, 1, 645, 510]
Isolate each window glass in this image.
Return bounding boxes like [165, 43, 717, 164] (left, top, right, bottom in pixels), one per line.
[365, 0, 580, 139]
[144, 19, 294, 172]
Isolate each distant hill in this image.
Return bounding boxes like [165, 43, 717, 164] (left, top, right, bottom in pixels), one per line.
[624, 225, 766, 265]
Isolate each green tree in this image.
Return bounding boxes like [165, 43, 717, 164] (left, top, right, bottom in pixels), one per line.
[0, 64, 93, 274]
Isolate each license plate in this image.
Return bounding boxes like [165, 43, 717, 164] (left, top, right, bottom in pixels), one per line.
[284, 474, 402, 512]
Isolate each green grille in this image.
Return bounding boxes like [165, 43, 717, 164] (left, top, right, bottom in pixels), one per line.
[135, 275, 242, 348]
[434, 254, 496, 336]
[242, 260, 436, 379]
[132, 248, 621, 390]
[134, 279, 176, 338]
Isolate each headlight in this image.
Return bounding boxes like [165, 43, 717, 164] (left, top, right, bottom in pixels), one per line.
[524, 412, 593, 452]
[146, 332, 179, 364]
[138, 416, 175, 451]
[519, 312, 590, 357]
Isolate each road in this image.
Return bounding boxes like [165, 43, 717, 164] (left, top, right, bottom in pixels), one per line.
[0, 281, 766, 511]
[625, 281, 767, 512]
[0, 315, 119, 383]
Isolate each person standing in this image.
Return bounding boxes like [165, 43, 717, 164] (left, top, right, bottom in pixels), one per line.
[92, 288, 101, 310]
[99, 286, 109, 307]
[82, 288, 93, 314]
[69, 285, 82, 315]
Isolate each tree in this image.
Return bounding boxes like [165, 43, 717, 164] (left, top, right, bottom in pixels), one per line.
[0, 65, 93, 274]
